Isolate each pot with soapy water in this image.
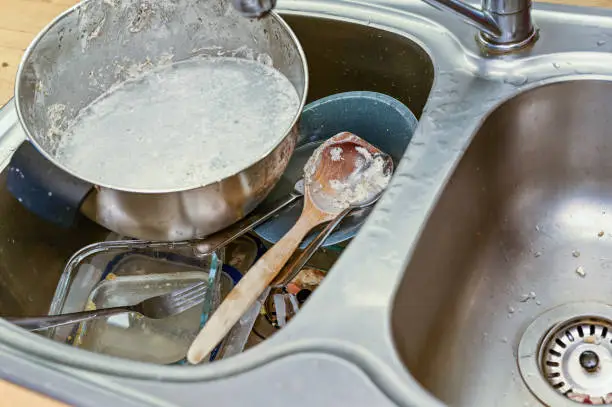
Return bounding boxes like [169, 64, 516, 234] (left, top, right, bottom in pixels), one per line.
[10, 0, 308, 241]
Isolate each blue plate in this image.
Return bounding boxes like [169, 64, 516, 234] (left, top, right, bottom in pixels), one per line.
[253, 91, 418, 249]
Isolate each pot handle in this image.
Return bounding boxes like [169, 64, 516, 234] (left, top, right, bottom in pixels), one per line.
[6, 142, 93, 228]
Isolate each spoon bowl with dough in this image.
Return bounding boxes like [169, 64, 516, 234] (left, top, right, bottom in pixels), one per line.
[187, 131, 393, 364]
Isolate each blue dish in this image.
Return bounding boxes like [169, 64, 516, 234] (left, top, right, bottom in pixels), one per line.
[253, 91, 418, 249]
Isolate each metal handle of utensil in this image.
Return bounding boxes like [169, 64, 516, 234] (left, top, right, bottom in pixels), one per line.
[194, 192, 303, 255]
[5, 306, 133, 331]
[271, 206, 352, 287]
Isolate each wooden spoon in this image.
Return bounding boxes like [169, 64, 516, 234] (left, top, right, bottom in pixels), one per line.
[186, 132, 393, 364]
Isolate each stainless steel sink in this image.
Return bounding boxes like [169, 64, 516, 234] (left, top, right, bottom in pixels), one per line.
[391, 79, 612, 406]
[282, 15, 434, 116]
[5, 0, 612, 406]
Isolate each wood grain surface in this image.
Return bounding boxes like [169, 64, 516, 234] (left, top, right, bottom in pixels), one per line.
[0, 380, 69, 406]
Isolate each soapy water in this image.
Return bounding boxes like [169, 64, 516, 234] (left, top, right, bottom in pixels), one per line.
[54, 57, 300, 191]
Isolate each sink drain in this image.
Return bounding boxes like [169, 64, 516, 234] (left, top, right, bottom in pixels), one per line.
[540, 318, 612, 404]
[518, 303, 612, 406]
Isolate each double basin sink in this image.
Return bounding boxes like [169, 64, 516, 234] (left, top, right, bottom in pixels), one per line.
[2, 0, 612, 405]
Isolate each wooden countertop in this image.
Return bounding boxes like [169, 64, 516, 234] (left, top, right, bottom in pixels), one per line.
[0, 380, 69, 407]
[0, 0, 610, 404]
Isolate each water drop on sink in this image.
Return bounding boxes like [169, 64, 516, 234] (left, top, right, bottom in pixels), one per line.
[598, 40, 607, 46]
[504, 75, 528, 86]
[553, 62, 561, 69]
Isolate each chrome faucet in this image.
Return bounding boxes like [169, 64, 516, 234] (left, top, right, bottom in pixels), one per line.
[232, 0, 537, 53]
[421, 0, 537, 51]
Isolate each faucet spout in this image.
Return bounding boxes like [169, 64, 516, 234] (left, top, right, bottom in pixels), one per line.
[420, 0, 501, 38]
[230, 0, 537, 53]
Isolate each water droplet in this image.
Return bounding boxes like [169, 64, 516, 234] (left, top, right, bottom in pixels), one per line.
[553, 62, 561, 69]
[504, 75, 528, 86]
[598, 40, 607, 46]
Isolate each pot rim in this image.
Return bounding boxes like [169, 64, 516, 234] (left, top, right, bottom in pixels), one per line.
[14, 0, 309, 194]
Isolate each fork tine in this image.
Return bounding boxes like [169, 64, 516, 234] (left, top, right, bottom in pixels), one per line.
[165, 281, 207, 299]
[170, 297, 206, 315]
[139, 281, 209, 319]
[168, 284, 208, 309]
[169, 295, 208, 315]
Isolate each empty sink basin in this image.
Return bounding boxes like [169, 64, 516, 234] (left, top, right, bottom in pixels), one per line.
[392, 80, 612, 406]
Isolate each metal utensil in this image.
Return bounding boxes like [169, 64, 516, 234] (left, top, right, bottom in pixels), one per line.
[194, 179, 304, 254]
[7, 282, 207, 331]
[271, 190, 385, 288]
[11, 0, 308, 241]
[187, 132, 394, 363]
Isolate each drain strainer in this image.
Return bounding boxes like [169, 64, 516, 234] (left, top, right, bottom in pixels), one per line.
[518, 303, 612, 406]
[541, 318, 612, 404]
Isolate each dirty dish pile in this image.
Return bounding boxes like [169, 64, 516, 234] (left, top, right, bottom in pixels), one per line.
[6, 89, 417, 364]
[187, 132, 394, 364]
[43, 233, 259, 364]
[253, 91, 418, 248]
[10, 0, 307, 241]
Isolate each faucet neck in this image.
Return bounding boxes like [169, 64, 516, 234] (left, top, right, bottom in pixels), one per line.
[229, 0, 537, 53]
[421, 0, 537, 52]
[481, 0, 536, 51]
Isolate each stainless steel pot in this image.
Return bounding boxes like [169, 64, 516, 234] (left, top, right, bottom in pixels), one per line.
[12, 0, 307, 241]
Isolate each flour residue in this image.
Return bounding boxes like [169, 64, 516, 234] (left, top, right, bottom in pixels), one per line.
[329, 146, 343, 162]
[304, 135, 392, 213]
[54, 56, 300, 191]
[327, 154, 390, 208]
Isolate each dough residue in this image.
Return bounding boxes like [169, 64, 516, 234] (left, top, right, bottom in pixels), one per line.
[329, 146, 343, 162]
[304, 136, 392, 212]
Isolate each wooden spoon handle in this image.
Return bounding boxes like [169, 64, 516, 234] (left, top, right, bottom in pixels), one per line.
[187, 210, 325, 364]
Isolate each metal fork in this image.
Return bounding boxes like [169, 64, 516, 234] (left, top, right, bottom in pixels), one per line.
[5, 282, 208, 331]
